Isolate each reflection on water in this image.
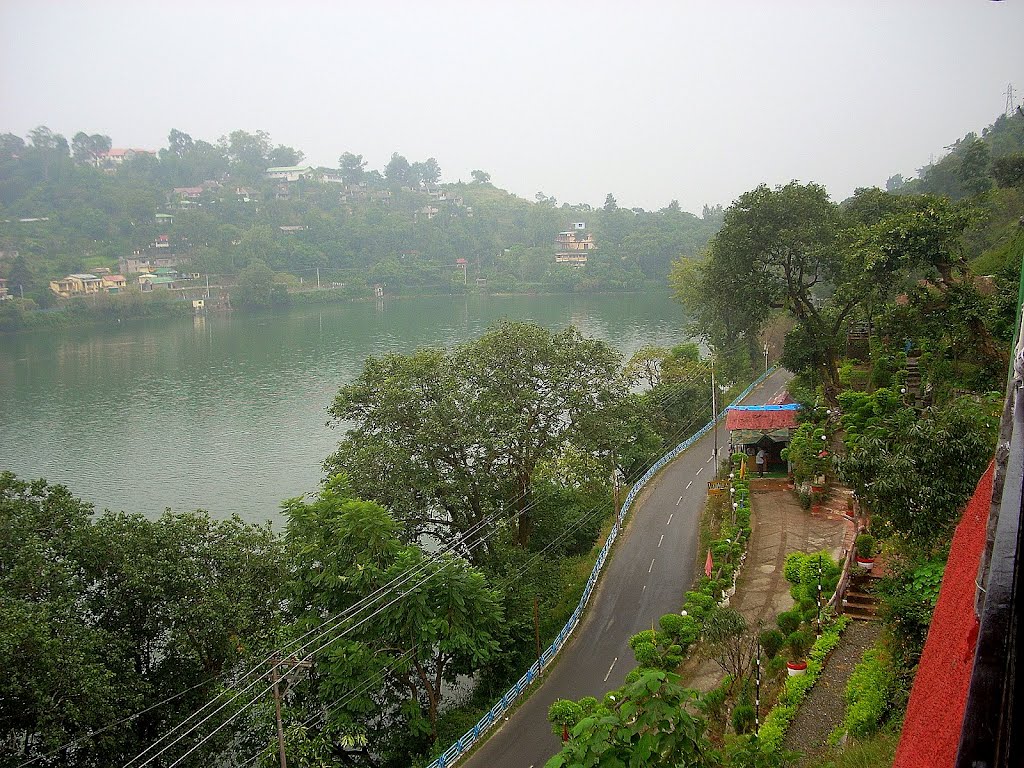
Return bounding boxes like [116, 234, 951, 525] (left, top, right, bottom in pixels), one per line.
[0, 293, 689, 522]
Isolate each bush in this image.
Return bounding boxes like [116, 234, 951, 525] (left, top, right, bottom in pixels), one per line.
[786, 628, 815, 661]
[683, 591, 716, 621]
[776, 610, 802, 636]
[701, 685, 728, 721]
[843, 647, 894, 738]
[659, 613, 698, 646]
[759, 629, 786, 660]
[732, 704, 756, 735]
[784, 552, 806, 583]
[855, 533, 876, 559]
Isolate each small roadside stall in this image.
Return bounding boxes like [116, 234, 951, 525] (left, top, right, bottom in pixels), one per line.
[725, 395, 801, 477]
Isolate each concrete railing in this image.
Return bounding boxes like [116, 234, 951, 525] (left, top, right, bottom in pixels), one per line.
[427, 366, 779, 768]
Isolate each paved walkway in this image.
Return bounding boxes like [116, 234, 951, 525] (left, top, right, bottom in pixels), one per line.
[681, 484, 850, 691]
[784, 620, 882, 762]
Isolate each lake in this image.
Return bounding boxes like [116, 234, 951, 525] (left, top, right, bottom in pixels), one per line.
[0, 292, 691, 523]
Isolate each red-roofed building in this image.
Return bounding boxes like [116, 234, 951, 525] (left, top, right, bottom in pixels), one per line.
[726, 402, 801, 475]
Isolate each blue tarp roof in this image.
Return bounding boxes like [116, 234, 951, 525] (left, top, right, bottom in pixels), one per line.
[727, 404, 801, 411]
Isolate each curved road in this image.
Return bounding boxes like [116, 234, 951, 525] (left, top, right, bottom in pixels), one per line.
[460, 369, 791, 768]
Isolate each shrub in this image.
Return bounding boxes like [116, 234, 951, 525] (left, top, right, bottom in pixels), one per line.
[700, 685, 728, 721]
[786, 628, 815, 661]
[843, 648, 894, 738]
[855, 533, 876, 559]
[659, 613, 698, 646]
[776, 610, 801, 636]
[732, 704, 757, 735]
[759, 629, 786, 659]
[784, 552, 806, 584]
[684, 591, 716, 620]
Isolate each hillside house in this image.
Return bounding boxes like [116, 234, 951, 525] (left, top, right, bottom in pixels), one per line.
[0, 277, 7, 299]
[94, 148, 156, 170]
[49, 273, 103, 297]
[555, 223, 596, 264]
[102, 275, 127, 293]
[265, 165, 313, 182]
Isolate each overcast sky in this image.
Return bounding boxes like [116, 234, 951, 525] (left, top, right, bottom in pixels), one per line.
[2, 1, 1022, 213]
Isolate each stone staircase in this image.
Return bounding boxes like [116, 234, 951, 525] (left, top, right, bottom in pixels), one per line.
[842, 573, 882, 621]
[905, 354, 922, 401]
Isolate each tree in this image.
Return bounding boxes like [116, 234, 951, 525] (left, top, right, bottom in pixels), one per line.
[326, 322, 627, 552]
[0, 473, 285, 767]
[27, 125, 68, 154]
[603, 193, 619, 212]
[167, 128, 194, 156]
[545, 669, 715, 768]
[71, 132, 111, 164]
[0, 132, 26, 158]
[992, 151, 1024, 187]
[337, 152, 367, 184]
[267, 144, 304, 167]
[235, 259, 275, 308]
[384, 152, 411, 185]
[280, 477, 503, 759]
[674, 182, 880, 403]
[470, 169, 491, 184]
[838, 396, 997, 551]
[957, 137, 992, 197]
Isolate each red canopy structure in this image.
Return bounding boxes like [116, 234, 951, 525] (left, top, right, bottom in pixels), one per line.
[725, 404, 801, 432]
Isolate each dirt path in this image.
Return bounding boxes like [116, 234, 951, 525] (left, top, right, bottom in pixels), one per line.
[681, 487, 849, 691]
[783, 620, 882, 762]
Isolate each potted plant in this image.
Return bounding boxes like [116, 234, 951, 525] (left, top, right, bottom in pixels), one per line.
[786, 628, 814, 676]
[855, 533, 876, 570]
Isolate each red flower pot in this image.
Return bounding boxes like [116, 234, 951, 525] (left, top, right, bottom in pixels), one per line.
[786, 660, 808, 676]
[856, 556, 875, 570]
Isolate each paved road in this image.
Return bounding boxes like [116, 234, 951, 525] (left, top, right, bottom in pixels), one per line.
[461, 369, 792, 768]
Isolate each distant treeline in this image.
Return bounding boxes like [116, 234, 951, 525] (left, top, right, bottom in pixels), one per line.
[0, 127, 724, 309]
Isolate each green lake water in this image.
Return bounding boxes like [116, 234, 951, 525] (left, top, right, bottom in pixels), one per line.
[0, 292, 691, 523]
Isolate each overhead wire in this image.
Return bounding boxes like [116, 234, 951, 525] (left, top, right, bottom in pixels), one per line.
[122, 358, 769, 766]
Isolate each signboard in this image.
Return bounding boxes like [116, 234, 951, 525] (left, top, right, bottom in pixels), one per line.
[708, 480, 727, 495]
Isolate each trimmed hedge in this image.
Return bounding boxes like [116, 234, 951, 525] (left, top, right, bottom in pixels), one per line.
[842, 647, 894, 738]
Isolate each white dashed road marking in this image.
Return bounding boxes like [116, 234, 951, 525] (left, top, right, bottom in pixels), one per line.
[649, 558, 656, 573]
[658, 534, 664, 548]
[667, 514, 673, 525]
[696, 466, 703, 475]
[685, 481, 692, 490]
[604, 657, 618, 682]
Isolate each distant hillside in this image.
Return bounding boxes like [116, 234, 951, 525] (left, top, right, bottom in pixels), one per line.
[0, 128, 722, 306]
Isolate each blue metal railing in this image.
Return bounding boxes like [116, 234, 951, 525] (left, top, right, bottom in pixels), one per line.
[427, 366, 778, 768]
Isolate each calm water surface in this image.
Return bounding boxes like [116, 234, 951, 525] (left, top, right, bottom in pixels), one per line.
[0, 293, 690, 522]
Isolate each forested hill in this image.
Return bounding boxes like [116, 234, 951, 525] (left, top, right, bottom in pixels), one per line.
[0, 128, 723, 305]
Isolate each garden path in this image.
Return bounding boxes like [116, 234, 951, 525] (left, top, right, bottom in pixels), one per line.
[783, 620, 883, 763]
[680, 485, 849, 692]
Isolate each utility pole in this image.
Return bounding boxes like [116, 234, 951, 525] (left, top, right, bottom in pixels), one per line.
[267, 656, 311, 768]
[533, 597, 542, 662]
[205, 274, 210, 299]
[711, 357, 718, 473]
[764, 342, 769, 374]
[611, 449, 620, 517]
[316, 267, 320, 288]
[1006, 83, 1017, 118]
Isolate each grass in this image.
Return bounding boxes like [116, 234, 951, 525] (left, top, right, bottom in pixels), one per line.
[799, 731, 898, 768]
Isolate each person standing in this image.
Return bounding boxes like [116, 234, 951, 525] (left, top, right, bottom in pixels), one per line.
[755, 447, 766, 478]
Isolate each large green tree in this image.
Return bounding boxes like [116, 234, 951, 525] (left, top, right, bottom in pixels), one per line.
[545, 669, 715, 768]
[0, 472, 285, 767]
[326, 322, 627, 552]
[279, 477, 503, 761]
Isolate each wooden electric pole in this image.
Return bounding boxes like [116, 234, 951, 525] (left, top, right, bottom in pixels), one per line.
[267, 656, 312, 768]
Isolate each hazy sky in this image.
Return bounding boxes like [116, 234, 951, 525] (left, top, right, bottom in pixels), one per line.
[2, 1, 1022, 213]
